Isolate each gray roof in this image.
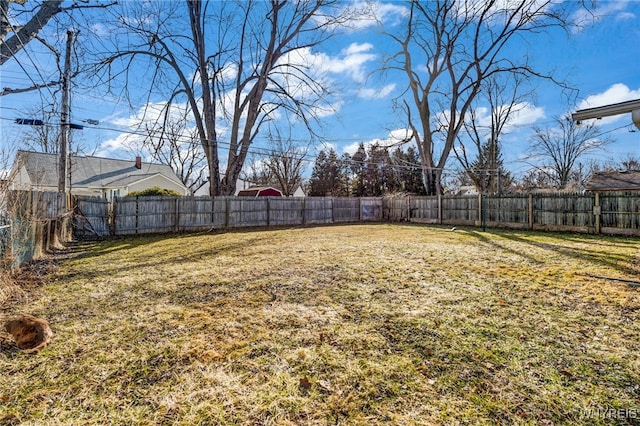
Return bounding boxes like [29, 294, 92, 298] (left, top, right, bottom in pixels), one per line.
[15, 150, 185, 189]
[585, 170, 640, 192]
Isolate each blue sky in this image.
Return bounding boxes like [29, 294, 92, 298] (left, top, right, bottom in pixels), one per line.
[1, 0, 639, 181]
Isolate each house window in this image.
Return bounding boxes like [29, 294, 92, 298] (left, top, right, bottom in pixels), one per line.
[111, 189, 120, 200]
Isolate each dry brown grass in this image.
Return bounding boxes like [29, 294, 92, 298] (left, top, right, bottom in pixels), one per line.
[1, 224, 639, 425]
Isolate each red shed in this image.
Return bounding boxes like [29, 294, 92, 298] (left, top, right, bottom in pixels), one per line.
[237, 186, 283, 197]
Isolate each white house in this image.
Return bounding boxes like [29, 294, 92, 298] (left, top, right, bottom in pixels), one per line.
[10, 150, 189, 200]
[194, 177, 254, 196]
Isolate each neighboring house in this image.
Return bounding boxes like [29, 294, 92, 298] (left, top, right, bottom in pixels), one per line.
[292, 185, 306, 197]
[585, 170, 640, 193]
[193, 177, 253, 196]
[237, 186, 283, 197]
[454, 185, 479, 196]
[10, 150, 189, 200]
[194, 178, 306, 197]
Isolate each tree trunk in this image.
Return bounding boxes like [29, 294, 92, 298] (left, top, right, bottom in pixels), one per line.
[421, 167, 442, 196]
[0, 0, 63, 65]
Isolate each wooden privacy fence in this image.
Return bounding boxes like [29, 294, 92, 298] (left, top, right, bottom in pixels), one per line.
[75, 196, 384, 237]
[73, 192, 640, 238]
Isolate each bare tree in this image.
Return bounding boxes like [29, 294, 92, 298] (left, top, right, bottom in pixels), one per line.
[241, 136, 308, 196]
[94, 0, 350, 196]
[264, 137, 308, 196]
[528, 116, 612, 189]
[385, 0, 576, 195]
[455, 74, 528, 193]
[0, 0, 113, 95]
[142, 112, 207, 194]
[619, 154, 640, 171]
[17, 106, 60, 153]
[242, 155, 273, 188]
[0, 0, 64, 65]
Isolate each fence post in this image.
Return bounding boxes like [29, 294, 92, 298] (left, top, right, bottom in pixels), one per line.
[225, 197, 231, 228]
[406, 196, 411, 222]
[594, 193, 601, 235]
[302, 197, 306, 225]
[437, 194, 442, 225]
[174, 197, 179, 232]
[267, 197, 271, 227]
[135, 196, 139, 235]
[331, 197, 336, 223]
[214, 195, 216, 228]
[528, 194, 534, 230]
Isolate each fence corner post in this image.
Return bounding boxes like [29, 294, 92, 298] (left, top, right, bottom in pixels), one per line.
[594, 192, 601, 235]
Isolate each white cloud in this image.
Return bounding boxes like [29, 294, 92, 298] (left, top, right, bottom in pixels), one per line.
[616, 12, 636, 21]
[278, 42, 376, 87]
[358, 83, 396, 100]
[336, 1, 409, 31]
[323, 43, 377, 83]
[98, 101, 199, 157]
[507, 102, 546, 128]
[578, 83, 640, 109]
[570, 1, 629, 32]
[311, 100, 344, 118]
[342, 128, 414, 155]
[468, 102, 545, 130]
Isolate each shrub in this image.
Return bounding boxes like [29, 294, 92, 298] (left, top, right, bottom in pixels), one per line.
[126, 187, 182, 197]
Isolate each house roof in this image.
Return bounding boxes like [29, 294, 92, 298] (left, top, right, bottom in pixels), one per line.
[585, 170, 640, 192]
[14, 150, 185, 190]
[237, 186, 283, 197]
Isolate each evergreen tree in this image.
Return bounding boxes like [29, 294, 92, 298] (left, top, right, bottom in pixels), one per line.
[308, 148, 348, 196]
[350, 143, 368, 197]
[468, 139, 513, 194]
[367, 144, 395, 196]
[392, 146, 426, 194]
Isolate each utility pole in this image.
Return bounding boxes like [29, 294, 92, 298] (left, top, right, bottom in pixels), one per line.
[58, 29, 74, 193]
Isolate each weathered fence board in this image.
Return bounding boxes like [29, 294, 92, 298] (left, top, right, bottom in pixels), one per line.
[7, 191, 67, 219]
[75, 196, 110, 237]
[600, 193, 640, 235]
[532, 194, 593, 232]
[269, 197, 304, 226]
[484, 195, 530, 228]
[114, 197, 138, 235]
[334, 198, 360, 222]
[409, 197, 439, 223]
[228, 197, 268, 228]
[360, 198, 383, 221]
[442, 196, 479, 225]
[305, 198, 333, 224]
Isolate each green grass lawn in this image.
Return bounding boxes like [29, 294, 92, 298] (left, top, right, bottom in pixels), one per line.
[1, 224, 639, 425]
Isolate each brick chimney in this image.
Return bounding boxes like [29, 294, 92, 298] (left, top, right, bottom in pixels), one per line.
[135, 156, 142, 169]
